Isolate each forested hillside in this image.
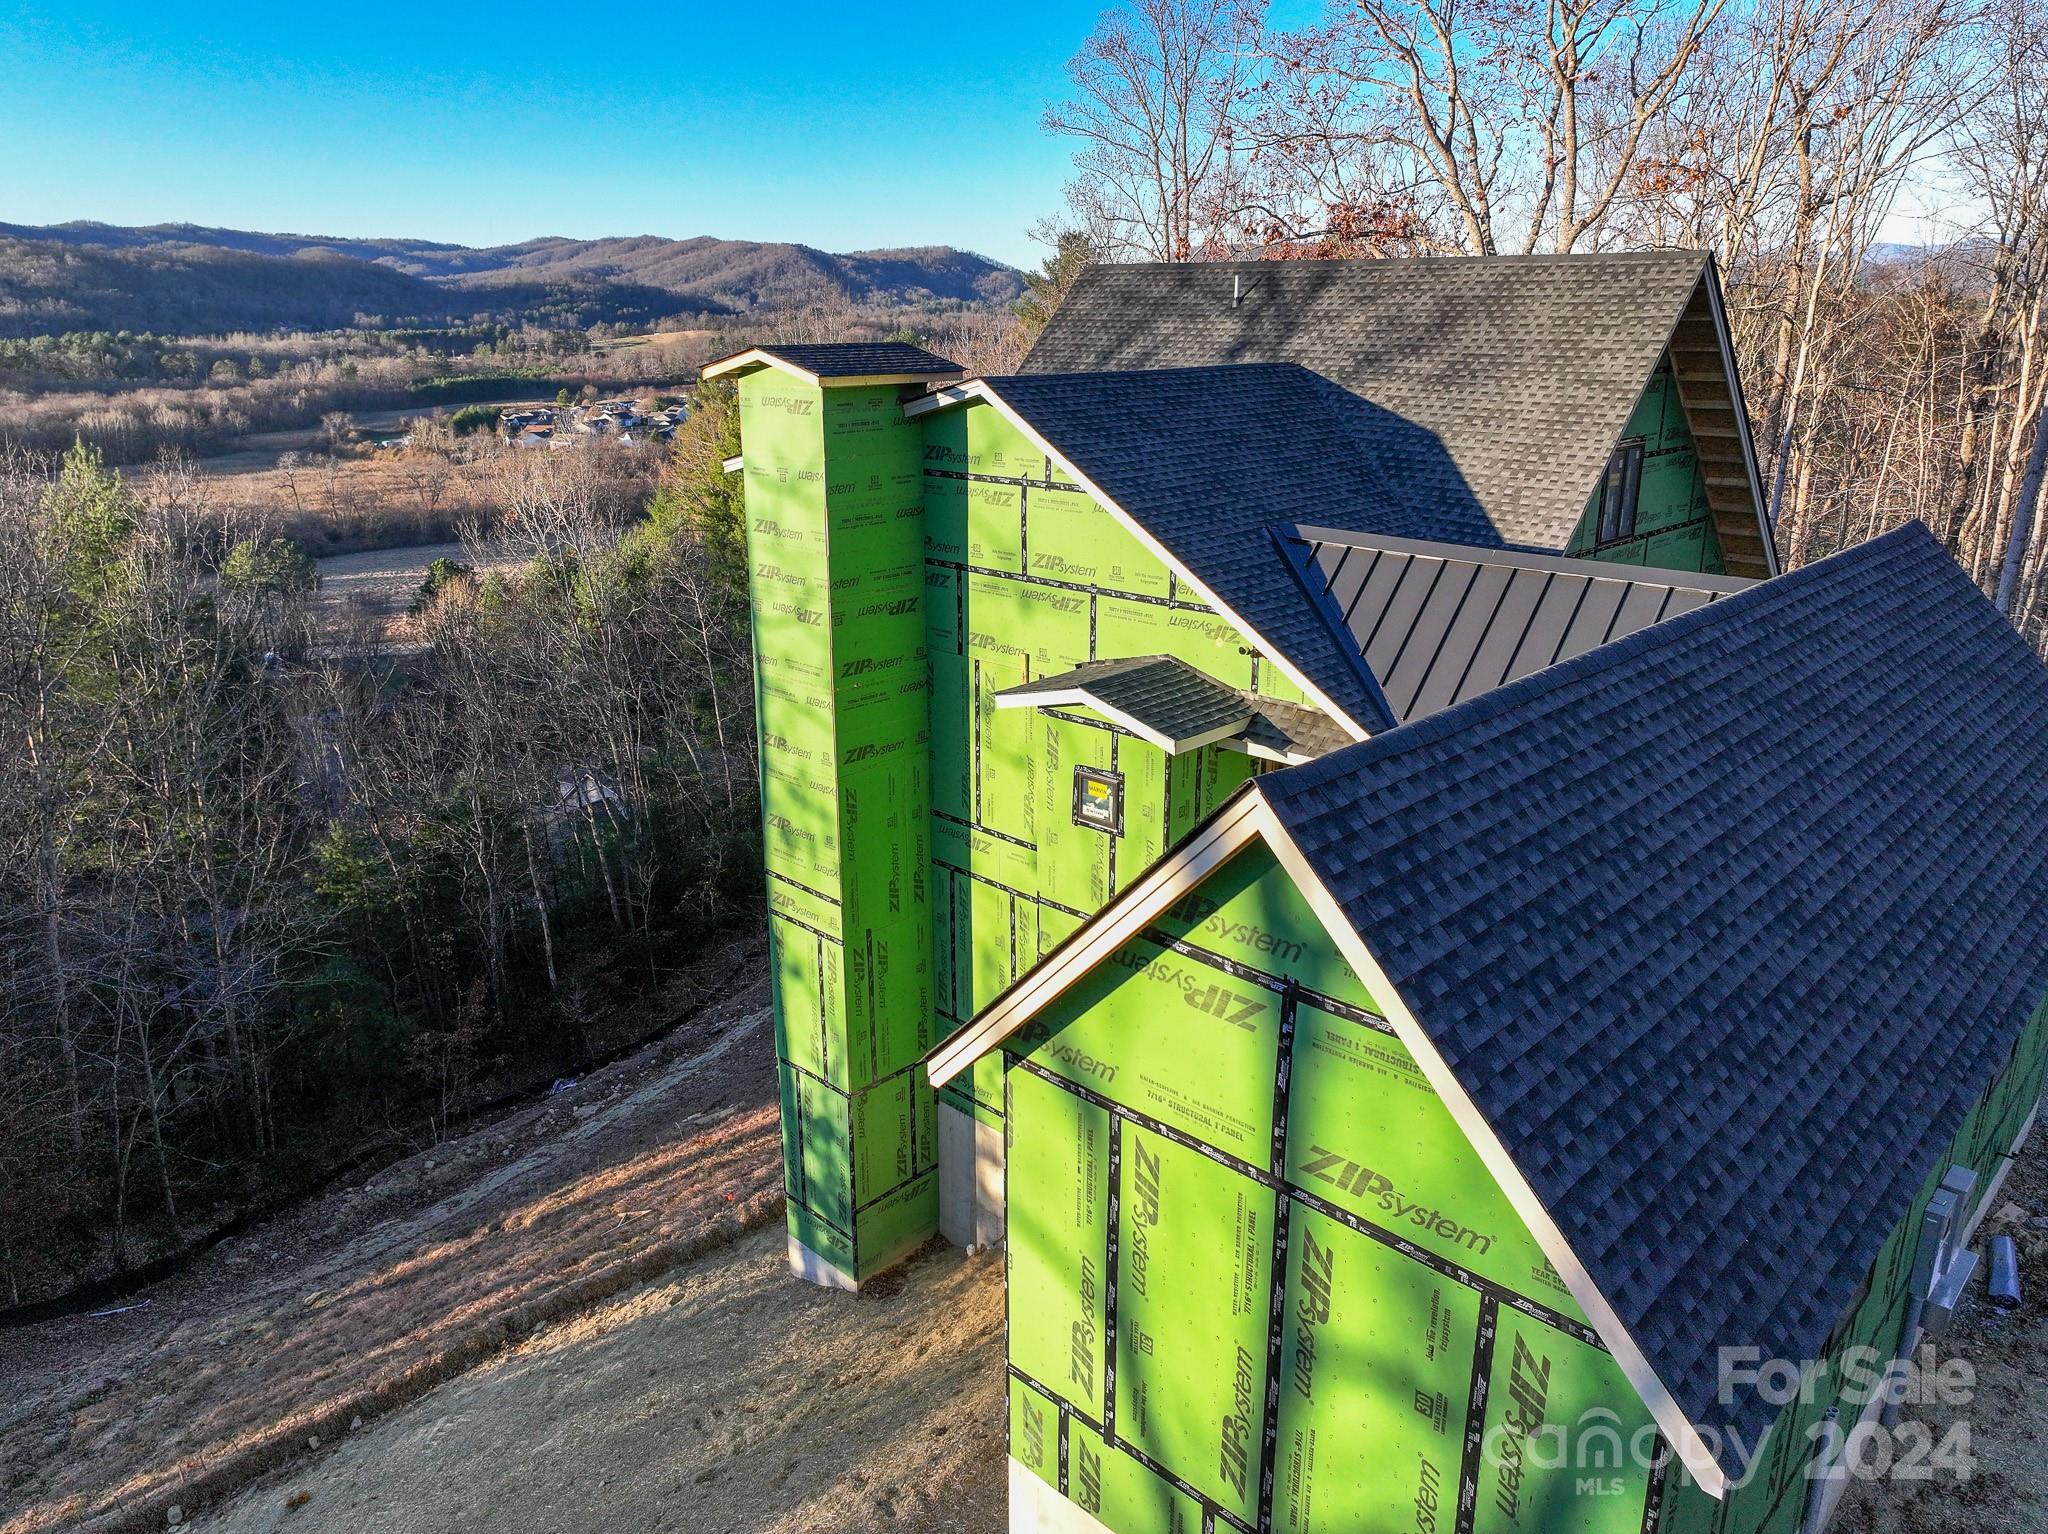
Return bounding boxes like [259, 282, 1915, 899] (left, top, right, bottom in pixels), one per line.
[0, 387, 759, 1305]
[0, 224, 1023, 337]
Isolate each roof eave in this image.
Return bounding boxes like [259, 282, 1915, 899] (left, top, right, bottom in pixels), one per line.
[1699, 255, 1782, 576]
[1251, 799, 1733, 1499]
[990, 689, 1250, 755]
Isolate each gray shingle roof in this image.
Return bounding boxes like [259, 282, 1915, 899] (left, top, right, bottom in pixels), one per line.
[994, 655, 1360, 763]
[709, 341, 963, 378]
[1024, 252, 1712, 551]
[974, 365, 1399, 732]
[1280, 525, 1753, 724]
[994, 656, 1252, 749]
[1240, 696, 1357, 763]
[1257, 523, 2048, 1455]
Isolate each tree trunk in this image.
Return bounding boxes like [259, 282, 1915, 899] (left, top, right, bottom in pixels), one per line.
[2000, 402, 2048, 615]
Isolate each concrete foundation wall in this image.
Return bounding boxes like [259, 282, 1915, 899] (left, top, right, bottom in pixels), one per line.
[1010, 1458, 1117, 1534]
[938, 1101, 1005, 1250]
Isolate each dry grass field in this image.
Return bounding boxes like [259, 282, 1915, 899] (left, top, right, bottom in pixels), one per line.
[205, 447, 505, 558]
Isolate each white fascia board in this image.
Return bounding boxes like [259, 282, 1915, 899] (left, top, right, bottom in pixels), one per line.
[928, 774, 1728, 1496]
[902, 384, 1371, 743]
[923, 792, 1266, 1088]
[904, 381, 980, 417]
[991, 688, 1249, 756]
[1250, 797, 1732, 1500]
[1230, 736, 1320, 766]
[701, 348, 808, 383]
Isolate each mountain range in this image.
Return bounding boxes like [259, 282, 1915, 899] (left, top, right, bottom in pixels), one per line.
[0, 222, 1025, 339]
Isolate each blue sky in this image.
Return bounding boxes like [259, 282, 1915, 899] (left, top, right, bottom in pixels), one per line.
[1, 0, 1278, 268]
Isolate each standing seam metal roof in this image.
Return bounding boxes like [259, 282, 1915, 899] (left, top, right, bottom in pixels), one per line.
[1279, 526, 1754, 724]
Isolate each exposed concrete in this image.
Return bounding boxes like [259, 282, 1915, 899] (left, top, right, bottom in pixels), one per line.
[939, 1102, 1006, 1250]
[785, 1233, 858, 1293]
[1009, 1458, 1113, 1534]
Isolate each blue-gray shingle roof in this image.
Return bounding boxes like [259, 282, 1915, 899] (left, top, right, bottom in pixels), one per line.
[1255, 523, 2048, 1453]
[708, 341, 963, 378]
[974, 365, 1404, 731]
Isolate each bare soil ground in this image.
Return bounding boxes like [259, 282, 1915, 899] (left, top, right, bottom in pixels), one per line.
[1835, 1121, 2048, 1534]
[193, 1229, 1006, 1534]
[0, 970, 788, 1534]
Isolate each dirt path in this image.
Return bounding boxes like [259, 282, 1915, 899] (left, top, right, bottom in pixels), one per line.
[194, 1228, 1007, 1534]
[0, 965, 785, 1534]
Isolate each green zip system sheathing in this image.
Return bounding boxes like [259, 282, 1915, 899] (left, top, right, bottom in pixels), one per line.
[999, 839, 2048, 1534]
[741, 371, 939, 1286]
[1002, 844, 1659, 1534]
[741, 383, 1282, 1281]
[922, 402, 1282, 1139]
[1566, 358, 1726, 572]
[739, 360, 1720, 1285]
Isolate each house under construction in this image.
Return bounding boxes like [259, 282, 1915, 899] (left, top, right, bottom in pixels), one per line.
[704, 252, 2048, 1534]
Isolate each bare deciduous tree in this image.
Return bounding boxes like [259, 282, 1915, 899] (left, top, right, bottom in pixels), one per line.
[1045, 0, 1269, 260]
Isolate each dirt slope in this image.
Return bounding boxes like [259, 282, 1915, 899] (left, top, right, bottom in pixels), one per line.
[1834, 1129, 2048, 1534]
[194, 1228, 1007, 1534]
[0, 963, 784, 1534]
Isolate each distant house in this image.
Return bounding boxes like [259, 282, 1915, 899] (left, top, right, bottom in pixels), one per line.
[499, 408, 556, 440]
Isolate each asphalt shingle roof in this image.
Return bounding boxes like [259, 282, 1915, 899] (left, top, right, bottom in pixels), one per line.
[716, 341, 963, 378]
[1255, 523, 2048, 1454]
[976, 365, 1398, 731]
[995, 656, 1252, 747]
[1280, 526, 1753, 724]
[1240, 696, 1357, 763]
[1024, 252, 1712, 552]
[993, 655, 1356, 763]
